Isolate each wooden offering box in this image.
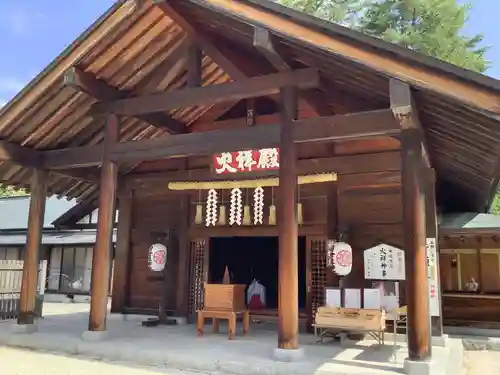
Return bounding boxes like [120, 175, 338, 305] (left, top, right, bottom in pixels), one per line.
[204, 283, 247, 311]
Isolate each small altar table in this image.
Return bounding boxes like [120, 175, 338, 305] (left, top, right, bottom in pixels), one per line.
[197, 309, 250, 340]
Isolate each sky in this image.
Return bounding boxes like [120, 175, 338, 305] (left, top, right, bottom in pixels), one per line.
[0, 0, 499, 107]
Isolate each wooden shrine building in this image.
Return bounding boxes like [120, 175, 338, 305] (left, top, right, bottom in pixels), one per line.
[2, 0, 500, 364]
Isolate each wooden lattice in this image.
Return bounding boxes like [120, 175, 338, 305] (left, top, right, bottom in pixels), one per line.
[310, 238, 327, 317]
[188, 239, 207, 314]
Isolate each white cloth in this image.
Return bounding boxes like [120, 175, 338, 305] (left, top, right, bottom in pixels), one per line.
[247, 279, 266, 306]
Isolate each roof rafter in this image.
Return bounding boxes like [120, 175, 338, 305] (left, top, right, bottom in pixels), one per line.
[155, 0, 283, 123]
[64, 67, 188, 134]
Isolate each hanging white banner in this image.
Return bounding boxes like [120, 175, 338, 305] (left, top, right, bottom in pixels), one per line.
[426, 238, 441, 317]
[148, 243, 167, 272]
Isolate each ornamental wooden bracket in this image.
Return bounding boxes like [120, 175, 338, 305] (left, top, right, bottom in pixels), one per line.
[390, 78, 431, 169]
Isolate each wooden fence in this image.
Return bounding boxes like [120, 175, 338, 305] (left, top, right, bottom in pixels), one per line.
[0, 260, 23, 320]
[0, 260, 46, 320]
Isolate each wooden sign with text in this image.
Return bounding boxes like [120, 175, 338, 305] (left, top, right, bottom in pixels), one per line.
[213, 148, 280, 174]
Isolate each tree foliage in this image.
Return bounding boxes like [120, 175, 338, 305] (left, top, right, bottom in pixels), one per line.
[0, 184, 27, 198]
[278, 0, 489, 73]
[490, 195, 500, 215]
[360, 0, 488, 73]
[278, 0, 370, 27]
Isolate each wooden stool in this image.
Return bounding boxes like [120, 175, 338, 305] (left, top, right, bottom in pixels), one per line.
[197, 309, 250, 340]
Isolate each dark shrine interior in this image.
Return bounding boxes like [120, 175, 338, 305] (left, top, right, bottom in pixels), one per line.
[208, 236, 307, 310]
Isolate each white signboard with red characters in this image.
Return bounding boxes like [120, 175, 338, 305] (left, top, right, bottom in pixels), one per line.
[148, 243, 167, 272]
[327, 240, 353, 276]
[213, 148, 280, 174]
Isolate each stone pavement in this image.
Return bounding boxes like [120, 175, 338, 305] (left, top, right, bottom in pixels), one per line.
[463, 351, 500, 375]
[0, 347, 202, 375]
[0, 303, 457, 375]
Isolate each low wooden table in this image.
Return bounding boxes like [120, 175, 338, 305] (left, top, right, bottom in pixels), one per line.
[197, 309, 250, 340]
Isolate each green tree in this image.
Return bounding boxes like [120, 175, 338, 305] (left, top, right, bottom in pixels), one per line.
[278, 0, 371, 27]
[490, 195, 500, 215]
[360, 0, 488, 73]
[278, 0, 489, 73]
[0, 184, 27, 197]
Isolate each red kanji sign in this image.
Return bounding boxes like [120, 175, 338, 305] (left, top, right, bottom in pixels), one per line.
[213, 148, 280, 174]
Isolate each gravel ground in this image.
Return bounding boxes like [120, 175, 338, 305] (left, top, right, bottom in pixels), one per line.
[463, 350, 500, 375]
[0, 347, 208, 375]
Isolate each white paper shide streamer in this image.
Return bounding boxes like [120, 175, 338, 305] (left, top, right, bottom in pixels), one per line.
[205, 189, 218, 227]
[253, 187, 264, 225]
[229, 188, 243, 225]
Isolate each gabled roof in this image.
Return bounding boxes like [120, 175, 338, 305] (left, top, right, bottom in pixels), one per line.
[0, 196, 76, 230]
[0, 0, 499, 212]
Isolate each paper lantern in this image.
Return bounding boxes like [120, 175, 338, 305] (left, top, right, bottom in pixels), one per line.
[331, 241, 353, 276]
[148, 243, 167, 272]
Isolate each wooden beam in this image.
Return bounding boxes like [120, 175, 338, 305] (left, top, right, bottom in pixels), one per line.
[0, 139, 42, 168]
[64, 67, 187, 134]
[401, 132, 431, 361]
[17, 169, 47, 326]
[42, 109, 400, 169]
[390, 79, 431, 168]
[253, 27, 332, 116]
[127, 151, 400, 190]
[186, 43, 202, 88]
[277, 85, 299, 350]
[91, 68, 320, 116]
[88, 114, 119, 332]
[187, 0, 500, 114]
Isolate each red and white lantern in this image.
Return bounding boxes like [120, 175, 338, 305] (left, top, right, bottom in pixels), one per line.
[148, 243, 167, 272]
[328, 241, 352, 276]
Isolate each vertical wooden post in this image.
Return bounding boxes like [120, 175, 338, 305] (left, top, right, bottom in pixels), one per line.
[110, 189, 133, 313]
[402, 132, 431, 361]
[88, 114, 119, 332]
[175, 195, 190, 317]
[17, 169, 47, 325]
[277, 86, 299, 350]
[424, 169, 444, 337]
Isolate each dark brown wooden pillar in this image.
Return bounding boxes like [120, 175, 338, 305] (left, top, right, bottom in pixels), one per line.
[277, 86, 299, 349]
[110, 189, 133, 313]
[402, 132, 431, 360]
[175, 195, 190, 317]
[17, 169, 47, 325]
[89, 114, 119, 332]
[424, 169, 444, 337]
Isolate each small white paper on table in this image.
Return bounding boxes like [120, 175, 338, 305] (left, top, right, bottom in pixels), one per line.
[363, 288, 381, 309]
[325, 288, 341, 307]
[344, 288, 361, 308]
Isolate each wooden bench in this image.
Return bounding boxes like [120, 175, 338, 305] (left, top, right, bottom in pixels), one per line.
[197, 309, 250, 340]
[313, 307, 386, 345]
